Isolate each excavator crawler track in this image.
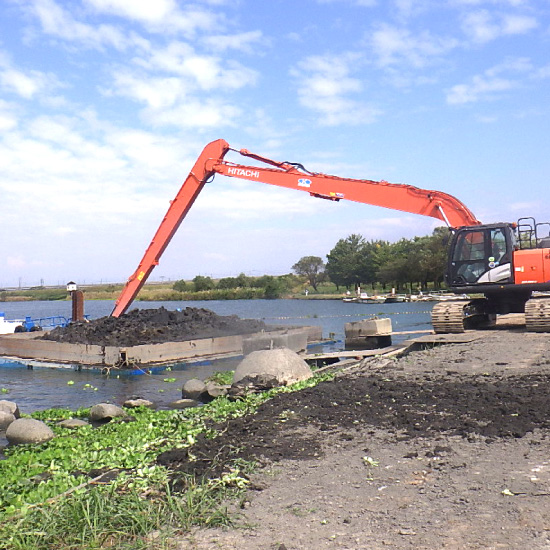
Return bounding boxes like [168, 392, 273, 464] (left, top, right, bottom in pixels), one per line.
[431, 301, 468, 334]
[525, 297, 550, 332]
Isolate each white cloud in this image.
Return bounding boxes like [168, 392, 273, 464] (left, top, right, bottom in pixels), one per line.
[142, 98, 242, 129]
[24, 0, 143, 50]
[316, 0, 377, 6]
[136, 42, 258, 90]
[451, 0, 528, 6]
[446, 57, 532, 104]
[106, 72, 188, 109]
[0, 52, 58, 99]
[85, 0, 177, 23]
[394, 0, 433, 18]
[447, 75, 513, 104]
[292, 54, 381, 126]
[0, 106, 18, 132]
[0, 114, 186, 231]
[201, 30, 265, 53]
[84, 0, 221, 35]
[461, 10, 537, 43]
[369, 24, 458, 68]
[104, 70, 247, 128]
[104, 41, 258, 128]
[194, 182, 332, 220]
[533, 65, 550, 79]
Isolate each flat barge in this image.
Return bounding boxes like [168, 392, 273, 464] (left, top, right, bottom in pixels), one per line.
[0, 325, 323, 369]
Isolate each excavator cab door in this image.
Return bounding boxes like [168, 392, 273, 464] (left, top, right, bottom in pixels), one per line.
[448, 224, 515, 286]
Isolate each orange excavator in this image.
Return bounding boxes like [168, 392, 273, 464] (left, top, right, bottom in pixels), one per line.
[111, 139, 550, 333]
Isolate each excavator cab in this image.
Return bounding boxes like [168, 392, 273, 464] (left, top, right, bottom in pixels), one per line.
[447, 223, 515, 288]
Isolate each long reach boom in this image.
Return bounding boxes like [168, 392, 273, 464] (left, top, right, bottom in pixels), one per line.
[111, 139, 480, 317]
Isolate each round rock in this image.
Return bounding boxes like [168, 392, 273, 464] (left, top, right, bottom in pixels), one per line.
[6, 418, 55, 445]
[89, 403, 127, 422]
[0, 400, 20, 418]
[0, 410, 16, 430]
[182, 378, 207, 400]
[205, 382, 229, 399]
[233, 347, 313, 386]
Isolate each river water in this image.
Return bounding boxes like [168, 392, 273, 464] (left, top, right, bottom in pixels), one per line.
[0, 299, 434, 415]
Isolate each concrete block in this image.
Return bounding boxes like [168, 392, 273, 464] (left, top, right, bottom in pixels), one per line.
[345, 318, 392, 338]
[345, 318, 392, 350]
[242, 329, 308, 355]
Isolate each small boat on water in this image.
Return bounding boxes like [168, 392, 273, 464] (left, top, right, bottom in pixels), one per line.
[342, 292, 387, 304]
[384, 294, 407, 303]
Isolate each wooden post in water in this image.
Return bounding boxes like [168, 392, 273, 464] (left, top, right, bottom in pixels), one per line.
[67, 281, 85, 322]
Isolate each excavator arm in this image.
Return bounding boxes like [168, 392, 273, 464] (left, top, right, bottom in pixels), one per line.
[111, 138, 480, 317]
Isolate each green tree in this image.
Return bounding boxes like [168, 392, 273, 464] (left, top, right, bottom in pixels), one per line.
[235, 273, 251, 288]
[172, 279, 187, 292]
[217, 277, 238, 289]
[291, 256, 325, 291]
[325, 234, 367, 290]
[373, 228, 450, 292]
[192, 275, 215, 292]
[262, 276, 283, 299]
[413, 227, 450, 290]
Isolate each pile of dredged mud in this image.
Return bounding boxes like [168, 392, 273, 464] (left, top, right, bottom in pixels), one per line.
[42, 307, 268, 347]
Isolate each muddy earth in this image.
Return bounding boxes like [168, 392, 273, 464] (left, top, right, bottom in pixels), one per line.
[42, 307, 268, 347]
[157, 329, 550, 549]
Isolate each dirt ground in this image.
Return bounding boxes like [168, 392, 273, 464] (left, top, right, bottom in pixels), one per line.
[157, 327, 550, 550]
[42, 307, 268, 347]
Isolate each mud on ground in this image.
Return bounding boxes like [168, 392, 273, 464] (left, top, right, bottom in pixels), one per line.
[42, 307, 268, 347]
[158, 329, 550, 550]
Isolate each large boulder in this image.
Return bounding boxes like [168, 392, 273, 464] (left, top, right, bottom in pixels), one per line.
[0, 410, 16, 430]
[89, 403, 127, 422]
[6, 418, 55, 445]
[233, 348, 313, 387]
[0, 400, 20, 418]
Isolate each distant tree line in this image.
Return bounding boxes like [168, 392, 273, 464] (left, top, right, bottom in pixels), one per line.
[170, 228, 451, 300]
[293, 227, 451, 293]
[172, 273, 300, 299]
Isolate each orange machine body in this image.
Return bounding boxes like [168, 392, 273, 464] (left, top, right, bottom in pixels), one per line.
[513, 248, 550, 285]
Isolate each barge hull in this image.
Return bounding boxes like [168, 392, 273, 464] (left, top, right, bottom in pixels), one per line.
[0, 326, 323, 368]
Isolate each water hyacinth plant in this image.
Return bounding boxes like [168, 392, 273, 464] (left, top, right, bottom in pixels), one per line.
[0, 371, 334, 549]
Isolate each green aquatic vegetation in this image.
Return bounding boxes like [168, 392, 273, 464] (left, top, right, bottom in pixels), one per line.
[206, 370, 234, 385]
[0, 370, 335, 549]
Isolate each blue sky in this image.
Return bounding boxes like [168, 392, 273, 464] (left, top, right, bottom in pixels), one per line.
[1, 0, 549, 288]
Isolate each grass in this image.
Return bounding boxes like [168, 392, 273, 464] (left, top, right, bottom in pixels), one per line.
[0, 372, 335, 550]
[1, 477, 242, 550]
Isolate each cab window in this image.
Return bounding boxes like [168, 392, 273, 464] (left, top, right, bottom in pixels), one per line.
[453, 231, 485, 262]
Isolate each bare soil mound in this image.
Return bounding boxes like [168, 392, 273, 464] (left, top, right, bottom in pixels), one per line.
[157, 331, 550, 549]
[42, 307, 268, 347]
[157, 362, 550, 480]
